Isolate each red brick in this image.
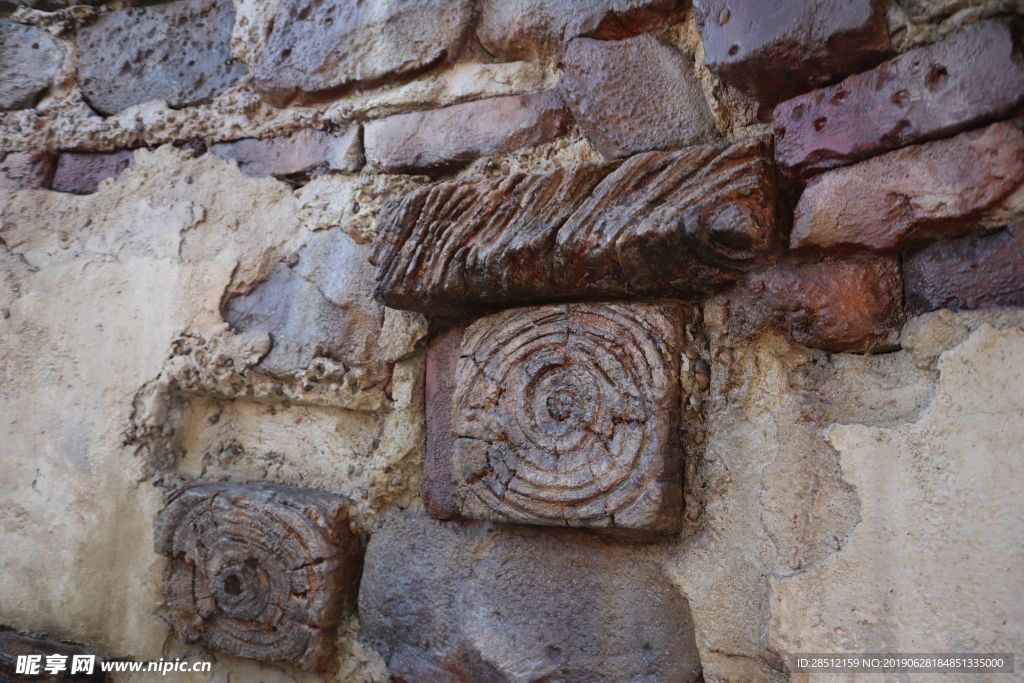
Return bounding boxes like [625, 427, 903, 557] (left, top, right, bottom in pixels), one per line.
[561, 33, 718, 159]
[210, 128, 363, 182]
[0, 150, 54, 189]
[423, 325, 464, 520]
[791, 119, 1024, 255]
[775, 18, 1024, 180]
[728, 260, 904, 352]
[363, 90, 573, 175]
[694, 0, 889, 107]
[51, 150, 134, 195]
[905, 222, 1024, 316]
[476, 0, 685, 61]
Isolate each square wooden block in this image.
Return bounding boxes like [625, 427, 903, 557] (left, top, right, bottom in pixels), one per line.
[426, 302, 685, 534]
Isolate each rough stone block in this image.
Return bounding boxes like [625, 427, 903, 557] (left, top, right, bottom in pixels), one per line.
[728, 259, 904, 352]
[791, 119, 1024, 255]
[426, 302, 685, 534]
[477, 0, 686, 61]
[154, 483, 360, 672]
[359, 511, 703, 682]
[210, 128, 363, 182]
[0, 630, 104, 682]
[364, 90, 573, 175]
[0, 21, 64, 111]
[905, 223, 1024, 316]
[254, 0, 474, 108]
[51, 150, 133, 195]
[775, 18, 1024, 180]
[223, 229, 384, 375]
[561, 33, 718, 158]
[372, 135, 780, 317]
[0, 150, 55, 190]
[77, 0, 246, 115]
[424, 325, 464, 520]
[694, 0, 889, 106]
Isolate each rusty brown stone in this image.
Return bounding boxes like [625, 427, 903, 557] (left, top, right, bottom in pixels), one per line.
[363, 90, 573, 175]
[154, 483, 361, 672]
[210, 128, 363, 182]
[359, 511, 703, 682]
[694, 0, 889, 107]
[905, 223, 1024, 316]
[0, 630, 104, 682]
[427, 302, 686, 534]
[0, 151, 55, 190]
[51, 150, 134, 195]
[791, 119, 1024, 255]
[372, 135, 780, 318]
[424, 325, 464, 520]
[775, 18, 1024, 180]
[561, 33, 718, 159]
[728, 259, 904, 352]
[254, 0, 474, 107]
[476, 0, 686, 61]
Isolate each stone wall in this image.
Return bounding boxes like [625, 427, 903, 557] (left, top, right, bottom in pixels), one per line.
[1, 0, 1022, 681]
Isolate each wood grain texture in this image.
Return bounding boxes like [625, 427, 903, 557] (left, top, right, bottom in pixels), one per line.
[444, 302, 685, 534]
[154, 483, 360, 672]
[371, 135, 780, 318]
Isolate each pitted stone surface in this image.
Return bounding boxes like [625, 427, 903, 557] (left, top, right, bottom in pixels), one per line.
[359, 511, 703, 682]
[791, 119, 1024, 255]
[154, 483, 360, 672]
[77, 0, 246, 115]
[728, 259, 904, 352]
[905, 222, 1024, 316]
[436, 302, 685, 534]
[364, 90, 574, 175]
[51, 150, 134, 195]
[477, 0, 685, 61]
[561, 34, 718, 159]
[372, 135, 779, 317]
[210, 128, 363, 182]
[0, 151, 54, 189]
[0, 21, 64, 111]
[694, 0, 889, 106]
[775, 18, 1024, 180]
[254, 0, 474, 108]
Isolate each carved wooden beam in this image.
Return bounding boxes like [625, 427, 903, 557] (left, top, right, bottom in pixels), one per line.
[371, 136, 781, 318]
[154, 483, 360, 672]
[426, 302, 686, 534]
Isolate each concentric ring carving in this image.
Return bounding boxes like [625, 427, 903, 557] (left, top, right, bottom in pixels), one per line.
[154, 483, 359, 672]
[452, 303, 684, 532]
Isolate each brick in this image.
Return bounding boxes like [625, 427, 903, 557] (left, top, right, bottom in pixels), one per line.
[561, 33, 718, 158]
[426, 302, 686, 534]
[364, 90, 574, 175]
[728, 260, 904, 352]
[0, 150, 55, 189]
[210, 127, 363, 182]
[423, 325, 464, 520]
[0, 21, 64, 111]
[51, 150, 133, 195]
[254, 0, 474, 108]
[775, 18, 1024, 180]
[77, 0, 246, 115]
[0, 630, 104, 682]
[360, 511, 703, 682]
[694, 0, 889, 107]
[372, 136, 779, 318]
[155, 483, 360, 672]
[477, 0, 685, 61]
[791, 119, 1024, 255]
[905, 223, 1024, 316]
